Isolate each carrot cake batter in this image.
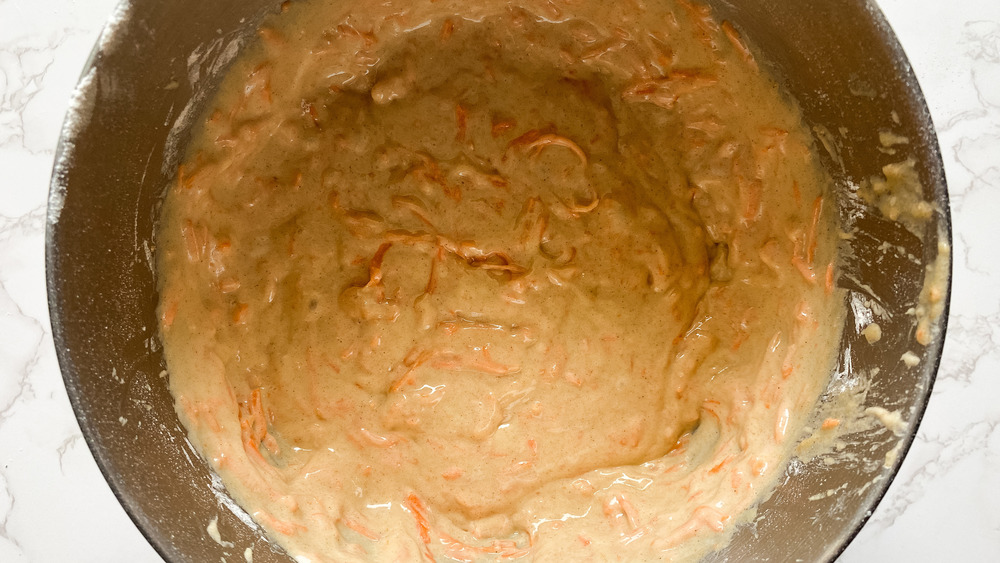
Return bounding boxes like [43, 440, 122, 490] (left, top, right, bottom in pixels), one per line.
[157, 0, 844, 560]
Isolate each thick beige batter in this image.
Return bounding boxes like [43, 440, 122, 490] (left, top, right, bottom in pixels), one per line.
[157, 0, 843, 560]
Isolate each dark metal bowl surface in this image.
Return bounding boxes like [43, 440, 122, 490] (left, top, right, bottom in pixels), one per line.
[46, 1, 951, 561]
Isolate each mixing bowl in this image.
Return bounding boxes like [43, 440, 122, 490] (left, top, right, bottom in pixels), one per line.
[46, 0, 951, 561]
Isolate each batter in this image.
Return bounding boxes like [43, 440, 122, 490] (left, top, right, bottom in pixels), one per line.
[157, 0, 844, 560]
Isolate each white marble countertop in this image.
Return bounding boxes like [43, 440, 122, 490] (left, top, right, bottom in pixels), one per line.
[1, 0, 997, 561]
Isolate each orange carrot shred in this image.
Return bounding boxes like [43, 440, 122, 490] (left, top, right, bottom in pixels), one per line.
[342, 518, 380, 541]
[806, 196, 823, 264]
[721, 21, 757, 70]
[441, 19, 454, 41]
[455, 104, 468, 141]
[366, 242, 393, 288]
[491, 115, 516, 138]
[404, 493, 433, 558]
[161, 301, 178, 328]
[232, 303, 249, 324]
[525, 134, 587, 166]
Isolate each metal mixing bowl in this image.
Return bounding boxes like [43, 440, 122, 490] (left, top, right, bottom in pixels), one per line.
[46, 0, 951, 561]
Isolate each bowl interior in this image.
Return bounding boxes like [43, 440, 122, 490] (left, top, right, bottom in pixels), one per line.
[47, 1, 950, 561]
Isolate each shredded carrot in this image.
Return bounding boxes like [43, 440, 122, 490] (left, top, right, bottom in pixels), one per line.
[516, 197, 546, 246]
[709, 456, 733, 474]
[622, 71, 718, 109]
[561, 194, 599, 215]
[440, 18, 454, 41]
[525, 134, 588, 166]
[327, 189, 341, 210]
[414, 154, 461, 202]
[302, 101, 320, 127]
[249, 64, 273, 104]
[439, 533, 528, 561]
[781, 343, 796, 379]
[389, 348, 434, 392]
[825, 262, 835, 295]
[181, 220, 201, 261]
[336, 23, 378, 47]
[255, 510, 306, 536]
[694, 505, 726, 532]
[161, 300, 178, 328]
[806, 196, 823, 264]
[350, 427, 402, 449]
[455, 104, 468, 142]
[404, 493, 433, 547]
[232, 302, 249, 324]
[916, 324, 931, 346]
[731, 331, 748, 352]
[491, 115, 516, 138]
[425, 246, 443, 295]
[430, 349, 521, 376]
[343, 209, 384, 237]
[821, 417, 841, 430]
[392, 195, 437, 229]
[341, 518, 380, 541]
[701, 399, 722, 421]
[488, 174, 510, 190]
[247, 390, 266, 437]
[791, 232, 817, 284]
[617, 494, 640, 530]
[465, 251, 528, 279]
[774, 408, 790, 443]
[365, 242, 393, 288]
[219, 278, 241, 294]
[506, 128, 552, 153]
[406, 489, 528, 559]
[238, 388, 276, 466]
[564, 371, 582, 387]
[383, 229, 436, 248]
[469, 260, 527, 276]
[741, 178, 762, 223]
[721, 21, 757, 70]
[178, 164, 196, 191]
[581, 37, 628, 62]
[678, 0, 719, 49]
[602, 496, 618, 518]
[437, 317, 507, 335]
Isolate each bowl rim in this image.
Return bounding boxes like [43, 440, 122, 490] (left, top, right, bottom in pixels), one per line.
[45, 0, 953, 560]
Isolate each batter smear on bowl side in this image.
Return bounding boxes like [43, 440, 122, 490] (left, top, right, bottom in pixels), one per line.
[157, 0, 845, 560]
